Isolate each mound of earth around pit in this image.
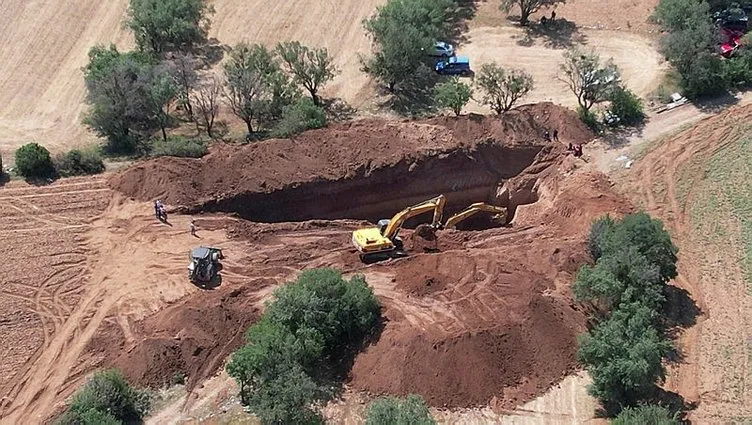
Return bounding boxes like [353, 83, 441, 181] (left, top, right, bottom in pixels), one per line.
[109, 103, 595, 224]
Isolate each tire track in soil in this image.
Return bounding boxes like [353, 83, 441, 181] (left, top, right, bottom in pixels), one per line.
[0, 192, 245, 423]
[0, 178, 111, 423]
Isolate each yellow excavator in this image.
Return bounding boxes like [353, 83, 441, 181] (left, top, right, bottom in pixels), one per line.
[443, 202, 507, 229]
[352, 195, 447, 263]
[352, 195, 507, 263]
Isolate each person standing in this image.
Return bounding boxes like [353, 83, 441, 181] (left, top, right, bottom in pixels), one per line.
[553, 129, 559, 142]
[189, 219, 197, 236]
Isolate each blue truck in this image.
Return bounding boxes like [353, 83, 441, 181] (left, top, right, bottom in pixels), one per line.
[434, 56, 471, 76]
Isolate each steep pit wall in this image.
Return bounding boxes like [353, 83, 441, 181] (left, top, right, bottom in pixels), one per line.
[201, 142, 550, 223]
[110, 104, 592, 224]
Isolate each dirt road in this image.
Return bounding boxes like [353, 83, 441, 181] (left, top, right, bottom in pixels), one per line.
[461, 27, 665, 113]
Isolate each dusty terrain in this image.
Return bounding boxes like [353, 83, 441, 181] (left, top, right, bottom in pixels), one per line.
[1, 104, 634, 423]
[0, 0, 663, 161]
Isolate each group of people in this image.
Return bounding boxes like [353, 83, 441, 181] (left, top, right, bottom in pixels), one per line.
[154, 199, 198, 236]
[543, 129, 584, 158]
[154, 200, 167, 222]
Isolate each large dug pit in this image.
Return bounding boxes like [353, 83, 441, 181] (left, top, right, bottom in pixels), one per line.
[110, 103, 591, 225]
[106, 103, 632, 410]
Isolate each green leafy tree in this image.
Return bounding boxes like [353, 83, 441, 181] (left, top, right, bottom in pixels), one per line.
[475, 63, 534, 114]
[559, 47, 621, 111]
[499, 0, 567, 25]
[265, 268, 380, 352]
[588, 215, 615, 260]
[366, 395, 436, 425]
[84, 45, 177, 152]
[608, 87, 645, 127]
[15, 143, 54, 179]
[276, 41, 337, 106]
[578, 303, 672, 408]
[599, 212, 679, 283]
[611, 404, 680, 425]
[653, 0, 710, 32]
[83, 45, 150, 153]
[227, 268, 380, 424]
[224, 43, 297, 135]
[362, 0, 453, 92]
[433, 78, 472, 116]
[139, 65, 179, 142]
[126, 0, 214, 54]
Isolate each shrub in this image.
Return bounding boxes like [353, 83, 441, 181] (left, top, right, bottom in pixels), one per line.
[577, 106, 601, 132]
[433, 77, 472, 116]
[227, 268, 380, 424]
[58, 369, 150, 424]
[15, 143, 54, 179]
[588, 215, 615, 260]
[365, 394, 436, 425]
[578, 302, 672, 409]
[611, 404, 680, 424]
[150, 136, 207, 158]
[608, 87, 645, 127]
[271, 97, 327, 138]
[54, 147, 105, 177]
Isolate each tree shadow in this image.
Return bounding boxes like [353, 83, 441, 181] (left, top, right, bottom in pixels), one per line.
[519, 19, 587, 49]
[662, 284, 702, 335]
[694, 91, 740, 113]
[0, 172, 9, 186]
[599, 122, 646, 149]
[311, 314, 387, 401]
[322, 98, 357, 122]
[446, 0, 479, 44]
[191, 37, 228, 69]
[595, 387, 696, 421]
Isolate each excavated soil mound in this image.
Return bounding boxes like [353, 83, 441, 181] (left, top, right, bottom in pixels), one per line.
[110, 103, 594, 225]
[96, 103, 632, 410]
[88, 282, 269, 390]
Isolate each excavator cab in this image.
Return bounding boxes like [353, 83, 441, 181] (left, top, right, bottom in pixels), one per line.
[352, 195, 446, 263]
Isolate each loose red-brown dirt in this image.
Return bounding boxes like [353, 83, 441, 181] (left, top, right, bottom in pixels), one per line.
[103, 104, 631, 410]
[2, 103, 632, 423]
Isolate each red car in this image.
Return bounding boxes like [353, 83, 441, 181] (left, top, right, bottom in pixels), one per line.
[720, 28, 744, 57]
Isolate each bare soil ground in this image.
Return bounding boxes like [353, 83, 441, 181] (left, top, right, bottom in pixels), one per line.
[0, 105, 633, 423]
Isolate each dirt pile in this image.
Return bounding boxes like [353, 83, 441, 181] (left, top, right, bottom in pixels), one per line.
[110, 103, 593, 224]
[88, 281, 269, 390]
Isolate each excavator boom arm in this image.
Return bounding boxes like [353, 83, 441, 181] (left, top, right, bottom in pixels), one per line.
[444, 203, 507, 229]
[382, 195, 446, 240]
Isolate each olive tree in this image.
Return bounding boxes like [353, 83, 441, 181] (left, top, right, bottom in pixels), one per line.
[500, 0, 567, 25]
[276, 41, 337, 106]
[559, 47, 620, 111]
[192, 77, 222, 138]
[433, 78, 472, 116]
[475, 63, 534, 114]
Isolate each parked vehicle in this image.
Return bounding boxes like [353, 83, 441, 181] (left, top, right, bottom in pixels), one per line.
[425, 41, 455, 57]
[435, 56, 471, 76]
